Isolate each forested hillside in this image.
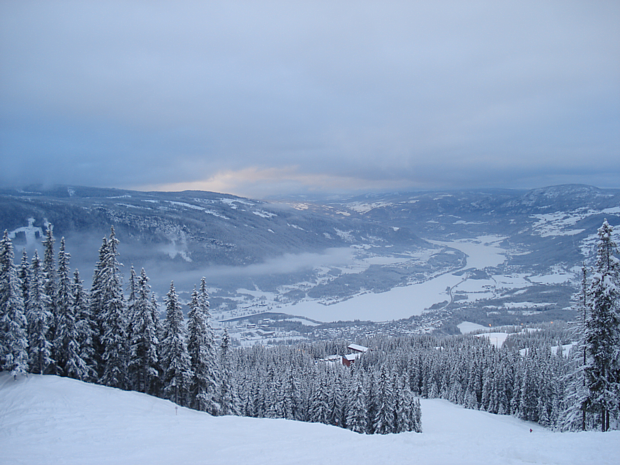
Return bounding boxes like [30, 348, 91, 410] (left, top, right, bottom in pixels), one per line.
[1, 219, 618, 432]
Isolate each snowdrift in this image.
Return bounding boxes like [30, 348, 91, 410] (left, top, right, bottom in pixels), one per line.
[1, 373, 618, 465]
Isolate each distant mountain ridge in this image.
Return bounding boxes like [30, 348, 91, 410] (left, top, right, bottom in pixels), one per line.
[1, 184, 619, 339]
[0, 184, 427, 295]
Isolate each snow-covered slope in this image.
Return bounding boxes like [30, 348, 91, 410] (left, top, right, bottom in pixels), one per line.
[1, 373, 618, 465]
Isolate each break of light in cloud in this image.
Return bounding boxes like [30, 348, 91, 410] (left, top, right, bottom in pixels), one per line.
[0, 1, 618, 198]
[142, 166, 417, 198]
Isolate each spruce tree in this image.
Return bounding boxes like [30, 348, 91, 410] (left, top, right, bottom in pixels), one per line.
[584, 219, 620, 431]
[72, 269, 96, 381]
[187, 279, 219, 413]
[560, 267, 591, 431]
[365, 371, 378, 434]
[126, 266, 138, 338]
[373, 365, 395, 434]
[42, 224, 58, 372]
[309, 373, 330, 424]
[54, 238, 88, 379]
[283, 369, 302, 421]
[219, 328, 236, 415]
[518, 364, 539, 422]
[98, 227, 129, 389]
[161, 282, 192, 405]
[26, 250, 53, 375]
[90, 236, 108, 376]
[346, 373, 368, 433]
[329, 372, 346, 427]
[0, 231, 29, 376]
[411, 397, 423, 433]
[17, 249, 30, 309]
[391, 373, 404, 433]
[127, 268, 159, 394]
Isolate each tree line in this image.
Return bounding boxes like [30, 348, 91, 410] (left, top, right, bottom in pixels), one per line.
[1, 220, 619, 433]
[0, 225, 420, 433]
[0, 226, 223, 414]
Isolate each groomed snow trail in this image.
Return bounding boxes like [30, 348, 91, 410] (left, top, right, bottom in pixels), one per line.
[1, 373, 618, 465]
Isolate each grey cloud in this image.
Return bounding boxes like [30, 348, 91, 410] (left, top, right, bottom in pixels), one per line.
[1, 1, 618, 194]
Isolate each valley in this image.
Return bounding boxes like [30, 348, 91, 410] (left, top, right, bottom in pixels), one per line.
[1, 184, 619, 345]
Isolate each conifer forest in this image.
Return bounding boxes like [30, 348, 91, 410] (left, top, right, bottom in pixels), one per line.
[1, 221, 619, 434]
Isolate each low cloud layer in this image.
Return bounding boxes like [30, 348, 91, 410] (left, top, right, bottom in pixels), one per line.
[1, 1, 618, 197]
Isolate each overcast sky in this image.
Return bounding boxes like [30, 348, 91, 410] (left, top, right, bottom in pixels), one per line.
[1, 1, 618, 198]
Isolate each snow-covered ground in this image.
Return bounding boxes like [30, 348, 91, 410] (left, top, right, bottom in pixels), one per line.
[427, 235, 507, 270]
[250, 236, 511, 323]
[458, 321, 487, 334]
[475, 332, 512, 348]
[282, 271, 461, 322]
[1, 373, 618, 465]
[221, 235, 580, 326]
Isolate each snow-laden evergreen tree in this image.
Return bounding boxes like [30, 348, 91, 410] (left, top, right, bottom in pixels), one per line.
[54, 238, 88, 379]
[125, 266, 138, 384]
[518, 363, 539, 422]
[72, 269, 96, 381]
[267, 371, 286, 419]
[283, 368, 302, 421]
[480, 366, 493, 412]
[187, 278, 219, 414]
[364, 371, 378, 434]
[373, 365, 395, 434]
[392, 372, 405, 433]
[509, 365, 522, 416]
[128, 268, 160, 394]
[346, 372, 368, 433]
[447, 364, 464, 405]
[126, 266, 138, 334]
[26, 250, 53, 375]
[150, 294, 164, 342]
[560, 266, 591, 431]
[328, 371, 346, 427]
[411, 397, 423, 433]
[0, 231, 29, 376]
[401, 378, 422, 432]
[18, 249, 30, 309]
[161, 282, 192, 406]
[584, 219, 620, 431]
[97, 227, 129, 389]
[309, 373, 330, 424]
[494, 364, 509, 415]
[219, 328, 238, 415]
[42, 224, 58, 371]
[408, 354, 423, 396]
[90, 236, 108, 375]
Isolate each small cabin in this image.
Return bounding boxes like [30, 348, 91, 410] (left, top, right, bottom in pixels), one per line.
[347, 344, 369, 354]
[342, 353, 361, 367]
[319, 344, 369, 367]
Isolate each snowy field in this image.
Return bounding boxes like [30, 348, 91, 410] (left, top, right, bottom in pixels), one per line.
[457, 321, 488, 334]
[1, 373, 618, 465]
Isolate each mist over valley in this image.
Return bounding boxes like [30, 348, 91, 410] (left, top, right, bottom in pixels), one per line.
[2, 184, 618, 345]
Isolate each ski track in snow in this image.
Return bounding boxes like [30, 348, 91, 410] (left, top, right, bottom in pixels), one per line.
[1, 373, 618, 465]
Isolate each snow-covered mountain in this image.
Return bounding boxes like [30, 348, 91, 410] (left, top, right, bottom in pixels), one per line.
[1, 373, 618, 465]
[1, 184, 619, 343]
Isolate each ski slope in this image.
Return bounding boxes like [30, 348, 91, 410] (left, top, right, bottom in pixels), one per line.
[1, 373, 618, 465]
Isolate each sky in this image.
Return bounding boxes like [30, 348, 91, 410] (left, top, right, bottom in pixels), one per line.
[1, 1, 619, 199]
